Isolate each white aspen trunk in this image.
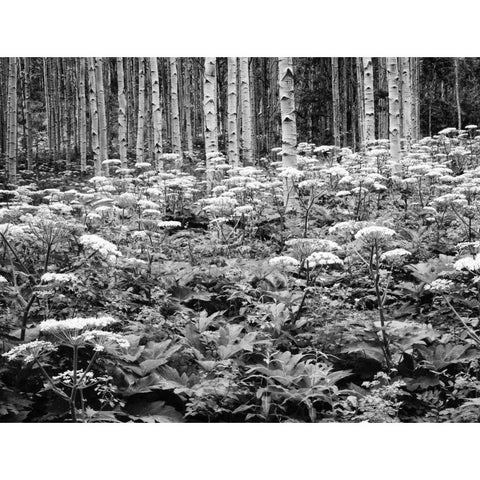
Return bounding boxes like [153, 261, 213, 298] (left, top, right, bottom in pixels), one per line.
[7, 57, 17, 183]
[387, 57, 401, 168]
[170, 57, 182, 162]
[78, 58, 87, 173]
[227, 57, 240, 167]
[149, 57, 162, 170]
[454, 58, 462, 130]
[24, 57, 33, 171]
[331, 58, 340, 148]
[239, 57, 253, 164]
[117, 57, 128, 168]
[203, 57, 218, 155]
[401, 57, 413, 149]
[356, 58, 365, 150]
[363, 56, 375, 144]
[278, 57, 298, 209]
[183, 58, 194, 156]
[87, 57, 101, 175]
[203, 57, 219, 192]
[411, 57, 420, 141]
[95, 58, 108, 173]
[136, 57, 146, 163]
[43, 58, 52, 159]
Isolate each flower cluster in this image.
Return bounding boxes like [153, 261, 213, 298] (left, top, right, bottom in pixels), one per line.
[269, 256, 301, 269]
[39, 315, 118, 333]
[305, 251, 343, 268]
[380, 248, 412, 263]
[79, 234, 122, 258]
[454, 255, 480, 272]
[355, 226, 396, 244]
[2, 340, 57, 363]
[41, 272, 77, 283]
[424, 278, 455, 293]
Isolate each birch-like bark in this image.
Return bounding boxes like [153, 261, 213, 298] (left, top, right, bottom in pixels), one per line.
[170, 57, 182, 159]
[355, 58, 365, 150]
[240, 57, 253, 164]
[401, 57, 413, 149]
[183, 58, 194, 156]
[203, 57, 219, 156]
[43, 58, 52, 159]
[24, 58, 33, 171]
[149, 57, 162, 169]
[278, 57, 298, 209]
[227, 57, 240, 167]
[96, 58, 108, 170]
[77, 58, 87, 172]
[331, 57, 341, 148]
[87, 57, 101, 174]
[136, 57, 146, 163]
[363, 57, 375, 144]
[387, 57, 401, 167]
[454, 58, 462, 130]
[7, 57, 17, 183]
[117, 58, 128, 168]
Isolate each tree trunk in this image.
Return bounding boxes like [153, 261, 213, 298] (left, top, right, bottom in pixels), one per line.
[77, 58, 87, 173]
[331, 57, 341, 148]
[387, 57, 401, 167]
[355, 58, 365, 150]
[24, 58, 33, 171]
[278, 57, 298, 209]
[363, 56, 375, 144]
[240, 57, 253, 164]
[149, 57, 162, 170]
[116, 58, 128, 168]
[7, 57, 17, 184]
[136, 57, 146, 163]
[401, 57, 413, 149]
[96, 58, 108, 171]
[227, 57, 240, 167]
[87, 57, 101, 174]
[183, 58, 194, 156]
[170, 57, 182, 160]
[454, 57, 462, 130]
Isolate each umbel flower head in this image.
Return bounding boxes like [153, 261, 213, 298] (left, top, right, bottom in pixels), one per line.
[454, 254, 480, 272]
[79, 234, 122, 258]
[39, 316, 119, 347]
[305, 251, 343, 269]
[2, 340, 57, 364]
[355, 225, 396, 244]
[269, 256, 301, 269]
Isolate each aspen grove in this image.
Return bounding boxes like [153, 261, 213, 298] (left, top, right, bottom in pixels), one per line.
[3, 57, 480, 423]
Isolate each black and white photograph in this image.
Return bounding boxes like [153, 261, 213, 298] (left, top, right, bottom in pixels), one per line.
[1, 1, 479, 479]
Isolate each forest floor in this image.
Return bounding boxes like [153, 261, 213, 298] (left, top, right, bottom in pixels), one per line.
[2, 135, 480, 422]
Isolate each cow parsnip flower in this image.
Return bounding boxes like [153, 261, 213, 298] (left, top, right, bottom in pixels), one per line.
[424, 279, 455, 293]
[355, 226, 396, 244]
[2, 340, 57, 363]
[269, 256, 301, 269]
[305, 251, 343, 268]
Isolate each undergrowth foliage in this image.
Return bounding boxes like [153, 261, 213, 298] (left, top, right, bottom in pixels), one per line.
[4, 130, 480, 422]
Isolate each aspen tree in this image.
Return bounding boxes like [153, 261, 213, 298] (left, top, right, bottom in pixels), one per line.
[7, 57, 17, 183]
[136, 57, 146, 163]
[24, 58, 33, 171]
[400, 57, 413, 149]
[203, 57, 219, 155]
[183, 58, 194, 156]
[87, 57, 101, 174]
[96, 58, 108, 170]
[341, 59, 348, 147]
[387, 57, 401, 167]
[117, 58, 128, 168]
[149, 57, 162, 169]
[377, 57, 389, 140]
[454, 58, 462, 130]
[77, 58, 87, 172]
[278, 57, 298, 209]
[355, 58, 365, 150]
[126, 59, 136, 152]
[170, 57, 182, 159]
[239, 57, 253, 164]
[331, 57, 341, 148]
[411, 57, 420, 140]
[363, 57, 375, 144]
[227, 57, 240, 167]
[43, 58, 52, 159]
